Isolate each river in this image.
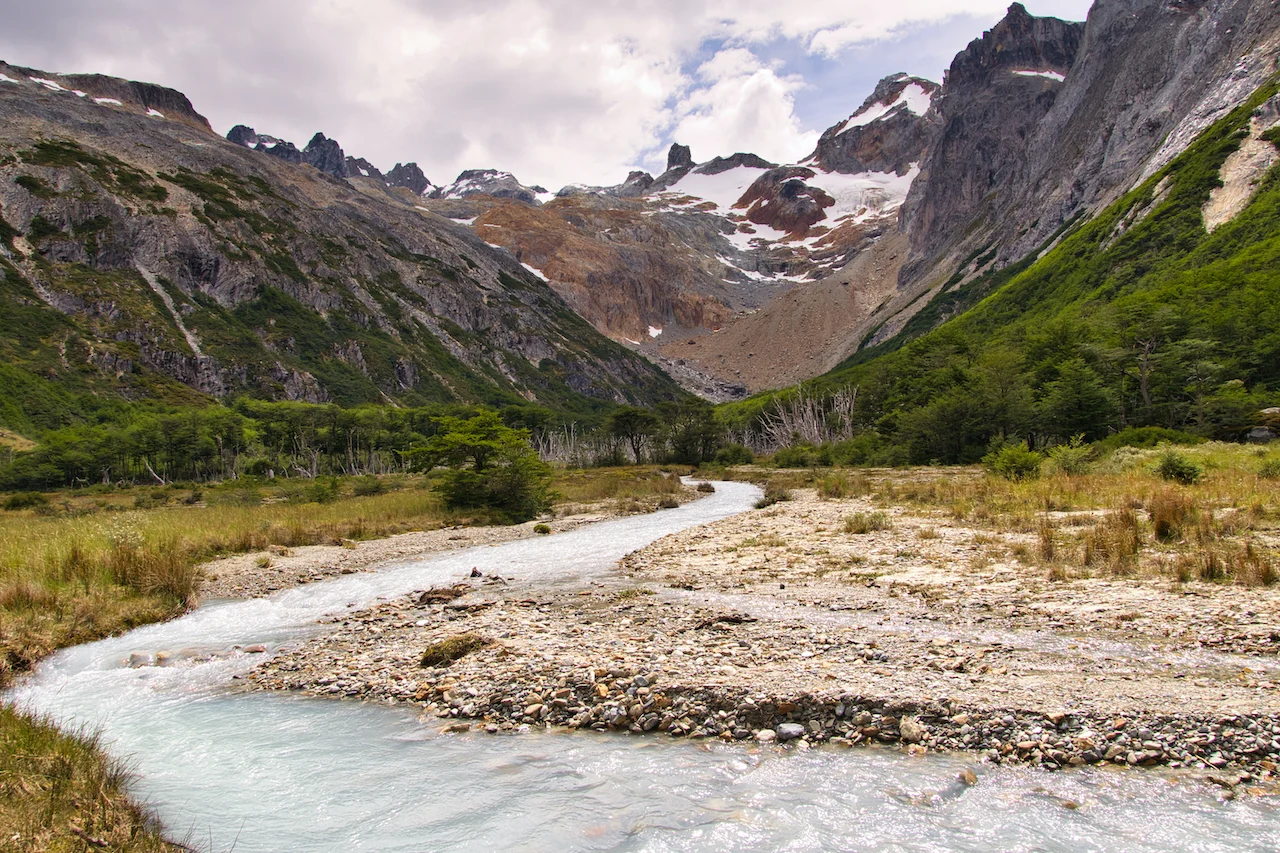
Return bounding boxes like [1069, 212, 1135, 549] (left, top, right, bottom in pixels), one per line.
[7, 482, 1278, 851]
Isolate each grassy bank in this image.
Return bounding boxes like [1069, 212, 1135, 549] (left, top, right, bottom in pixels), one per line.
[0, 466, 682, 850]
[721, 440, 1280, 587]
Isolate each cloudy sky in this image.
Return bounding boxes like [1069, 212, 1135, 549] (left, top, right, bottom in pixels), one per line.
[2, 1, 1093, 189]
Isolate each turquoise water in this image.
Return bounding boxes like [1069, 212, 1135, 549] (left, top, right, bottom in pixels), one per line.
[8, 482, 1278, 851]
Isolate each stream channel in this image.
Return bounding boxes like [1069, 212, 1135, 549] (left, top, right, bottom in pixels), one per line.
[7, 481, 1279, 851]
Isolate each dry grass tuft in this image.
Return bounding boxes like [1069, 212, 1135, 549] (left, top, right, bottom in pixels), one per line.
[420, 633, 490, 668]
[843, 511, 892, 534]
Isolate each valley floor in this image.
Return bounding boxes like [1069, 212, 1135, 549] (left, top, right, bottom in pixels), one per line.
[246, 479, 1280, 793]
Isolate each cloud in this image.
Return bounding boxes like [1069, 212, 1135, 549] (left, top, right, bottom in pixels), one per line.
[667, 48, 817, 168]
[0, 1, 1093, 189]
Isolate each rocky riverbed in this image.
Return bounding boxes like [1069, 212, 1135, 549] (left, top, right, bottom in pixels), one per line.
[246, 486, 1280, 792]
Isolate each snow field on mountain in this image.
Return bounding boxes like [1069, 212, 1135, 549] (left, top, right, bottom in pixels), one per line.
[834, 82, 934, 135]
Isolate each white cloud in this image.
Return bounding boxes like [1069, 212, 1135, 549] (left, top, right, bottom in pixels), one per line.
[0, 1, 1094, 189]
[668, 49, 817, 168]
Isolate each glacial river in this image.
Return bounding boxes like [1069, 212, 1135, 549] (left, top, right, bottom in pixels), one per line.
[7, 482, 1279, 851]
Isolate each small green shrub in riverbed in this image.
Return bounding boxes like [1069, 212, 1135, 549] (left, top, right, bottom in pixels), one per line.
[420, 633, 489, 668]
[843, 511, 892, 534]
[754, 481, 792, 509]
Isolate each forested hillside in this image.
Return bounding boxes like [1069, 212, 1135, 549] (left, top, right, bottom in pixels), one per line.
[723, 78, 1280, 464]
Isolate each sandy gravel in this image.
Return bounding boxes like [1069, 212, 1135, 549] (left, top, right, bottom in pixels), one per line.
[244, 487, 1280, 784]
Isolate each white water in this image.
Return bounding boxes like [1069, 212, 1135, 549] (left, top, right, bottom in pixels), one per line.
[7, 482, 1280, 851]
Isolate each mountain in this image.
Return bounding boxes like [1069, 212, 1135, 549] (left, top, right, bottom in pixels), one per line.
[863, 0, 1280, 348]
[0, 61, 682, 435]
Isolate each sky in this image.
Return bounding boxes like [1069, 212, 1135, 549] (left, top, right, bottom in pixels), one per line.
[0, 1, 1094, 190]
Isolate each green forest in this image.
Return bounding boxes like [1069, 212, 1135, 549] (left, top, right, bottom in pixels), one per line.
[3, 79, 1280, 490]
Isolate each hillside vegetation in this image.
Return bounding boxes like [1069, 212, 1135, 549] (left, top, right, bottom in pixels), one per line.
[722, 78, 1280, 464]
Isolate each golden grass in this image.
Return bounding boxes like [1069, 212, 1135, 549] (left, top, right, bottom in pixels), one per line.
[0, 705, 177, 851]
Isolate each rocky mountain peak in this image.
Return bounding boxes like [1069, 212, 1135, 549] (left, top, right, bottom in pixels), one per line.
[386, 162, 433, 195]
[947, 1, 1082, 86]
[667, 143, 693, 171]
[302, 132, 347, 178]
[345, 156, 384, 182]
[806, 73, 939, 175]
[694, 152, 777, 176]
[432, 169, 547, 205]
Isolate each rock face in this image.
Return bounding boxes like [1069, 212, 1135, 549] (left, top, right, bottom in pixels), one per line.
[898, 3, 1084, 288]
[737, 167, 835, 237]
[0, 63, 681, 411]
[345, 156, 385, 183]
[889, 0, 1280, 341]
[806, 74, 938, 175]
[386, 162, 433, 195]
[667, 143, 693, 171]
[302, 132, 347, 178]
[0, 61, 212, 133]
[432, 169, 547, 205]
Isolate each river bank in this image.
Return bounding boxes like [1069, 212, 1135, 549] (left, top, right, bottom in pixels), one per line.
[248, 481, 1280, 791]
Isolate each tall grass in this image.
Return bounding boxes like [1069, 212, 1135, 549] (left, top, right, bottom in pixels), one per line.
[0, 706, 176, 851]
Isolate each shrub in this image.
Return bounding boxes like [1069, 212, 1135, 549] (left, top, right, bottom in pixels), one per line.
[843, 511, 892, 534]
[695, 482, 716, 493]
[754, 481, 792, 509]
[817, 473, 850, 499]
[656, 496, 679, 509]
[352, 475, 387, 496]
[1258, 458, 1280, 480]
[420, 634, 489, 668]
[1149, 489, 1195, 542]
[983, 442, 1042, 481]
[714, 444, 754, 465]
[1155, 450, 1202, 485]
[533, 523, 551, 535]
[1096, 427, 1204, 451]
[1047, 435, 1094, 476]
[2, 491, 48, 510]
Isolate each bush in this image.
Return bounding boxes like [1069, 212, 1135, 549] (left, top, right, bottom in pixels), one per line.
[695, 482, 716, 493]
[817, 473, 850, 498]
[1155, 450, 1202, 485]
[1259, 458, 1280, 480]
[983, 442, 1042, 481]
[533, 523, 551, 535]
[773, 443, 833, 468]
[754, 481, 792, 509]
[1096, 427, 1204, 451]
[352, 475, 387, 496]
[420, 634, 489, 668]
[1047, 435, 1094, 476]
[843, 511, 892, 534]
[2, 491, 48, 510]
[714, 444, 754, 465]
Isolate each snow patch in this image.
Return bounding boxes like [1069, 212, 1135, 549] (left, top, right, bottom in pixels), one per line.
[659, 165, 770, 212]
[835, 83, 933, 135]
[146, 109, 165, 118]
[72, 90, 87, 98]
[449, 216, 477, 226]
[521, 262, 549, 282]
[648, 326, 663, 338]
[29, 77, 67, 92]
[1012, 69, 1066, 82]
[93, 97, 123, 105]
[0, 74, 19, 84]
[805, 165, 919, 226]
[359, 167, 370, 177]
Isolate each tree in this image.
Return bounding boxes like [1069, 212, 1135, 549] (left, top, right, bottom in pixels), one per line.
[604, 406, 659, 463]
[1038, 358, 1116, 440]
[410, 410, 552, 521]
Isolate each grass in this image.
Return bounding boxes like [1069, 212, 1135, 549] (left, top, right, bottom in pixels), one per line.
[843, 511, 893, 534]
[0, 465, 679, 846]
[0, 706, 176, 851]
[420, 633, 489, 668]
